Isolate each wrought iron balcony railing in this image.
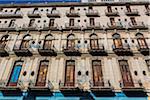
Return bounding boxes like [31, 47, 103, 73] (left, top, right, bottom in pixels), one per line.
[86, 22, 102, 30]
[27, 11, 41, 18]
[0, 24, 19, 31]
[21, 23, 38, 30]
[107, 22, 125, 29]
[66, 10, 80, 17]
[46, 10, 60, 18]
[63, 45, 81, 56]
[65, 23, 81, 30]
[128, 22, 148, 29]
[0, 11, 23, 18]
[124, 9, 139, 16]
[42, 23, 58, 30]
[85, 10, 99, 17]
[105, 9, 119, 16]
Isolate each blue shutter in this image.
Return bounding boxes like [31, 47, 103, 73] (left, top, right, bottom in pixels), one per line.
[10, 65, 22, 83]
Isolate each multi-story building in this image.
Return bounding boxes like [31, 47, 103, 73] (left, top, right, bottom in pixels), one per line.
[0, 0, 149, 100]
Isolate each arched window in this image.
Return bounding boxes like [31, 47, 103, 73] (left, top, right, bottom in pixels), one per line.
[43, 34, 53, 49]
[36, 60, 49, 86]
[8, 61, 23, 86]
[112, 33, 122, 49]
[67, 34, 75, 49]
[136, 33, 147, 48]
[90, 34, 99, 49]
[21, 34, 31, 49]
[0, 35, 9, 49]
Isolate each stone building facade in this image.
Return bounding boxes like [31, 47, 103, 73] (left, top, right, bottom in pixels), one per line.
[0, 1, 149, 100]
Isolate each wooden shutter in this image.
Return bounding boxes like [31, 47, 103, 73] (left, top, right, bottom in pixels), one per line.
[65, 60, 75, 86]
[36, 61, 48, 86]
[119, 60, 134, 87]
[130, 17, 137, 25]
[137, 38, 147, 48]
[92, 60, 104, 86]
[8, 62, 23, 86]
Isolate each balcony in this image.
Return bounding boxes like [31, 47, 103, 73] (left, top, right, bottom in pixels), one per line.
[0, 43, 9, 57]
[112, 44, 133, 56]
[128, 22, 148, 30]
[90, 80, 114, 96]
[0, 11, 23, 18]
[27, 11, 41, 18]
[86, 22, 103, 30]
[124, 9, 139, 16]
[88, 44, 107, 56]
[59, 82, 82, 95]
[41, 23, 58, 31]
[21, 24, 38, 31]
[137, 45, 149, 56]
[66, 10, 80, 17]
[85, 10, 99, 17]
[65, 23, 81, 30]
[145, 9, 150, 16]
[38, 45, 57, 56]
[63, 46, 81, 56]
[13, 43, 32, 56]
[120, 80, 146, 96]
[105, 9, 119, 16]
[0, 24, 19, 31]
[46, 10, 60, 18]
[28, 80, 53, 95]
[107, 22, 125, 30]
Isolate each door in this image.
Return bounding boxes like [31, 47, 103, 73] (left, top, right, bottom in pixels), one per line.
[65, 60, 75, 86]
[36, 61, 48, 86]
[119, 60, 134, 87]
[92, 60, 104, 86]
[8, 62, 23, 86]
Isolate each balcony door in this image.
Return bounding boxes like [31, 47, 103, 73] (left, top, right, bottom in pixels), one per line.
[0, 35, 8, 49]
[130, 17, 137, 25]
[9, 19, 15, 27]
[90, 18, 95, 26]
[107, 6, 112, 12]
[65, 60, 75, 86]
[49, 19, 55, 27]
[67, 34, 75, 50]
[29, 19, 35, 27]
[92, 60, 104, 86]
[43, 35, 53, 50]
[70, 7, 75, 13]
[119, 60, 134, 87]
[136, 33, 148, 49]
[112, 33, 122, 49]
[126, 5, 131, 12]
[7, 61, 23, 86]
[36, 61, 49, 86]
[110, 18, 116, 26]
[90, 34, 99, 50]
[69, 19, 74, 26]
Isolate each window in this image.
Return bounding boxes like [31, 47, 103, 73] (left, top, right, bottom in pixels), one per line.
[33, 8, 38, 13]
[136, 33, 148, 49]
[14, 8, 20, 14]
[7, 61, 23, 86]
[92, 60, 104, 86]
[70, 7, 75, 13]
[66, 34, 75, 50]
[90, 18, 95, 26]
[90, 34, 99, 49]
[119, 60, 134, 87]
[9, 19, 15, 27]
[51, 7, 56, 14]
[65, 60, 75, 86]
[43, 34, 53, 49]
[107, 5, 112, 12]
[126, 5, 131, 12]
[146, 60, 150, 72]
[130, 17, 137, 25]
[49, 19, 55, 27]
[69, 19, 74, 26]
[29, 19, 35, 27]
[145, 5, 149, 10]
[36, 60, 49, 86]
[0, 35, 9, 49]
[110, 18, 115, 26]
[112, 33, 122, 49]
[21, 35, 31, 49]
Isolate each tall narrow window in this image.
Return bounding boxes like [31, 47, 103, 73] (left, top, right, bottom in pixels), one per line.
[14, 8, 20, 14]
[146, 60, 150, 72]
[65, 60, 75, 86]
[9, 19, 15, 27]
[130, 17, 137, 25]
[90, 18, 95, 26]
[49, 19, 54, 27]
[90, 34, 99, 50]
[69, 19, 74, 26]
[136, 33, 148, 49]
[0, 35, 9, 49]
[126, 5, 131, 12]
[107, 5, 112, 12]
[112, 33, 122, 48]
[36, 60, 49, 86]
[29, 19, 35, 27]
[21, 35, 31, 49]
[67, 34, 75, 50]
[92, 60, 104, 86]
[33, 8, 38, 13]
[51, 7, 56, 14]
[43, 34, 53, 49]
[70, 7, 74, 13]
[7, 61, 23, 86]
[119, 60, 134, 87]
[110, 18, 115, 26]
[145, 5, 149, 10]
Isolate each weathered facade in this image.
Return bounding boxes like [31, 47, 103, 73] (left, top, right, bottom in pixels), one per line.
[0, 1, 149, 100]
